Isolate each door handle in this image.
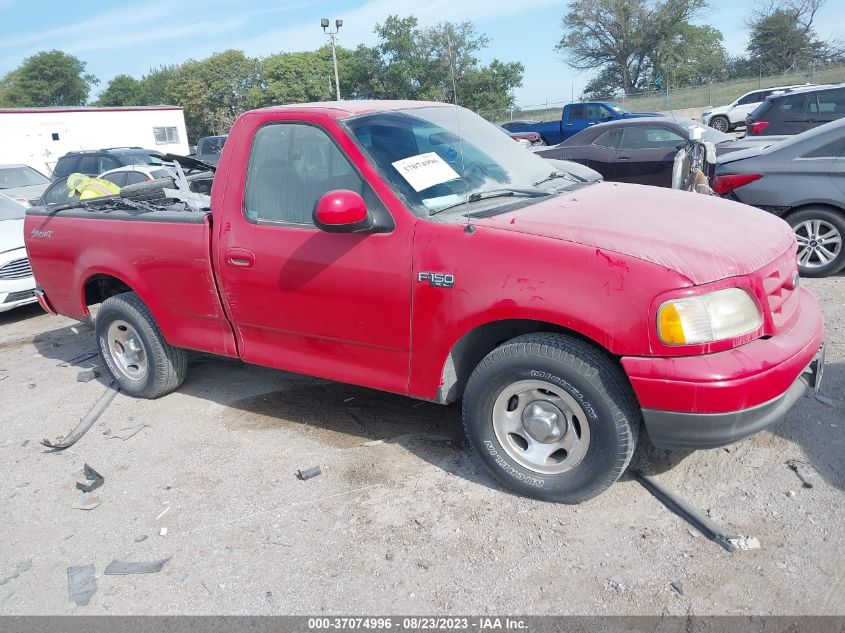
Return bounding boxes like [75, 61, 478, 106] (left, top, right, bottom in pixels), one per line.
[618, 155, 631, 160]
[225, 248, 255, 269]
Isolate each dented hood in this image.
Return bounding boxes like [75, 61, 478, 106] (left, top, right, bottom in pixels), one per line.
[472, 182, 794, 285]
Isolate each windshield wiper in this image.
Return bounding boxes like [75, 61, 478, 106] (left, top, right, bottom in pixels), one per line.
[428, 188, 547, 216]
[532, 171, 579, 187]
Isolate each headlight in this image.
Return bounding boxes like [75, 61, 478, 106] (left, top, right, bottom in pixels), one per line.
[657, 288, 761, 345]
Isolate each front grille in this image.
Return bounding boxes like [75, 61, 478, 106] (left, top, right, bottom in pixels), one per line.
[3, 289, 35, 304]
[761, 253, 800, 330]
[0, 258, 32, 280]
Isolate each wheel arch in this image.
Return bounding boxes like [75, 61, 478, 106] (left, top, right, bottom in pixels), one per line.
[782, 201, 845, 219]
[436, 318, 614, 404]
[82, 272, 135, 310]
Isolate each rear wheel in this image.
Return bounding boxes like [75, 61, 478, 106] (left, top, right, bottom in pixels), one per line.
[786, 207, 845, 277]
[96, 292, 187, 398]
[709, 116, 730, 133]
[462, 333, 639, 503]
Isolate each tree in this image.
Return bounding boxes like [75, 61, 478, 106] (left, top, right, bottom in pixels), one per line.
[96, 75, 143, 106]
[0, 50, 97, 107]
[556, 0, 706, 95]
[166, 50, 261, 140]
[745, 0, 842, 74]
[654, 24, 729, 87]
[256, 49, 334, 107]
[138, 66, 178, 105]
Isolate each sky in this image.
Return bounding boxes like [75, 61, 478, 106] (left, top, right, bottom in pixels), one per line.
[1, 0, 844, 109]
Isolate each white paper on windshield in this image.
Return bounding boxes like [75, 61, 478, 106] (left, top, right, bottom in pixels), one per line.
[391, 152, 460, 192]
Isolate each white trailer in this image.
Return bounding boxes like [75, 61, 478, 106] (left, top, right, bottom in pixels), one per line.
[0, 106, 189, 176]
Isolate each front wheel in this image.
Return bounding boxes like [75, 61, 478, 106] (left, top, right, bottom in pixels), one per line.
[787, 207, 845, 277]
[462, 333, 639, 503]
[96, 292, 187, 398]
[709, 116, 730, 133]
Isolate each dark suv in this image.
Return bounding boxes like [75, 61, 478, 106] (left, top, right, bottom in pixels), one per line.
[746, 84, 845, 136]
[51, 148, 165, 180]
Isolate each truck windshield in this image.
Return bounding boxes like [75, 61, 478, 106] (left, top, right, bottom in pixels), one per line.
[344, 106, 581, 217]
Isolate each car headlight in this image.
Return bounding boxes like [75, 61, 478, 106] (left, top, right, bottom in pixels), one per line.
[657, 288, 761, 345]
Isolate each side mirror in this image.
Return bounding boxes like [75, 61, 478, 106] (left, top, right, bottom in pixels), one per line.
[313, 190, 373, 233]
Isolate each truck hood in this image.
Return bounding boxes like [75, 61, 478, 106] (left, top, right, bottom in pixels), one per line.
[472, 182, 794, 285]
[703, 105, 731, 116]
[0, 219, 25, 255]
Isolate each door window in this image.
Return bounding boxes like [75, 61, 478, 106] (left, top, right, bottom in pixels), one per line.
[800, 138, 845, 158]
[584, 104, 604, 120]
[76, 156, 98, 174]
[778, 93, 807, 113]
[244, 123, 369, 226]
[101, 172, 127, 187]
[97, 156, 120, 173]
[736, 91, 762, 106]
[617, 127, 684, 150]
[593, 129, 622, 148]
[810, 89, 845, 115]
[568, 104, 586, 120]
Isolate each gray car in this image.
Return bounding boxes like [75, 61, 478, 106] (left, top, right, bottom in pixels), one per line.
[0, 164, 51, 205]
[714, 117, 845, 277]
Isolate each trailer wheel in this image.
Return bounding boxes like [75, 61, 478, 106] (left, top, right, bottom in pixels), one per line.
[462, 333, 639, 503]
[96, 292, 187, 398]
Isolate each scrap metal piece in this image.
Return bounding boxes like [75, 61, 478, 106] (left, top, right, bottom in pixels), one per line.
[41, 383, 119, 451]
[109, 422, 147, 441]
[163, 161, 211, 212]
[76, 464, 104, 493]
[635, 471, 740, 552]
[296, 466, 322, 480]
[786, 460, 814, 489]
[76, 369, 100, 383]
[104, 558, 170, 575]
[0, 559, 32, 586]
[727, 536, 761, 550]
[67, 565, 97, 606]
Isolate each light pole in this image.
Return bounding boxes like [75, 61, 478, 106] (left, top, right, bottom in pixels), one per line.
[321, 18, 343, 101]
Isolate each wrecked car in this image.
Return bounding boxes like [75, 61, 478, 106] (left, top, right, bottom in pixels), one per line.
[24, 100, 825, 503]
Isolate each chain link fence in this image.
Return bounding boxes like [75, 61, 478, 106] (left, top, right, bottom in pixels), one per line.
[480, 61, 845, 123]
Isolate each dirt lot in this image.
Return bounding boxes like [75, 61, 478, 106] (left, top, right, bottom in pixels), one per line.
[0, 276, 843, 616]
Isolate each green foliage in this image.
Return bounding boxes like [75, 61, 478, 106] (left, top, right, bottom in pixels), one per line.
[654, 24, 729, 87]
[166, 50, 261, 140]
[256, 49, 334, 107]
[96, 75, 143, 106]
[557, 0, 708, 96]
[0, 50, 97, 107]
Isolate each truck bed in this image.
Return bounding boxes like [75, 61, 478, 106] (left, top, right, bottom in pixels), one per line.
[25, 201, 238, 358]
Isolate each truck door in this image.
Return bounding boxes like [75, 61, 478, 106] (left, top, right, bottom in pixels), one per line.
[215, 120, 413, 395]
[562, 104, 587, 139]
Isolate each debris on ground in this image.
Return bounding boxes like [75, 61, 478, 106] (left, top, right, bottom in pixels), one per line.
[67, 565, 97, 606]
[134, 535, 148, 543]
[41, 383, 118, 451]
[296, 466, 321, 481]
[670, 581, 685, 595]
[76, 369, 100, 383]
[159, 528, 168, 536]
[636, 471, 740, 552]
[72, 493, 102, 511]
[726, 537, 761, 551]
[687, 528, 700, 538]
[0, 559, 32, 586]
[786, 460, 815, 489]
[156, 506, 171, 521]
[75, 464, 104, 493]
[606, 575, 625, 591]
[104, 558, 170, 575]
[109, 422, 147, 441]
[786, 490, 797, 498]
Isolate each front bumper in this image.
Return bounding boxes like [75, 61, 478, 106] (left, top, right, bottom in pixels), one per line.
[0, 277, 38, 313]
[623, 286, 825, 449]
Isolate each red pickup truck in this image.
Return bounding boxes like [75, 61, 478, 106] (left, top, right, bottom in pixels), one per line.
[25, 100, 825, 503]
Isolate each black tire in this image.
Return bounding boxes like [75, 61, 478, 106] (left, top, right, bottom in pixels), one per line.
[785, 207, 845, 278]
[462, 333, 640, 503]
[709, 116, 730, 133]
[95, 292, 187, 398]
[120, 177, 176, 204]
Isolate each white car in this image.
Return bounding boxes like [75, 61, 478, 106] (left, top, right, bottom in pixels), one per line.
[0, 193, 37, 313]
[699, 84, 814, 132]
[98, 164, 175, 187]
[0, 164, 51, 206]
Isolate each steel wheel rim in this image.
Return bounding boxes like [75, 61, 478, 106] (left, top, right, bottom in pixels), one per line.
[105, 319, 148, 382]
[492, 379, 591, 475]
[794, 219, 842, 269]
[711, 118, 728, 132]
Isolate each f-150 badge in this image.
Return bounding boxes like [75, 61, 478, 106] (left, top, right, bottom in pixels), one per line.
[418, 272, 455, 288]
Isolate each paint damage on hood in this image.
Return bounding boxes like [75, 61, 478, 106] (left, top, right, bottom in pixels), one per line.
[473, 182, 795, 285]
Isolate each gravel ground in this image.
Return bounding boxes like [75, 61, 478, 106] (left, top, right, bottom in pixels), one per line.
[0, 275, 842, 616]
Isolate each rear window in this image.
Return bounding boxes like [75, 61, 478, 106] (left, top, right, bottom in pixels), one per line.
[52, 156, 76, 178]
[778, 93, 807, 113]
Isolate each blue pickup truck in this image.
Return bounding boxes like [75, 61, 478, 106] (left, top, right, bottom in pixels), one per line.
[506, 102, 659, 145]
